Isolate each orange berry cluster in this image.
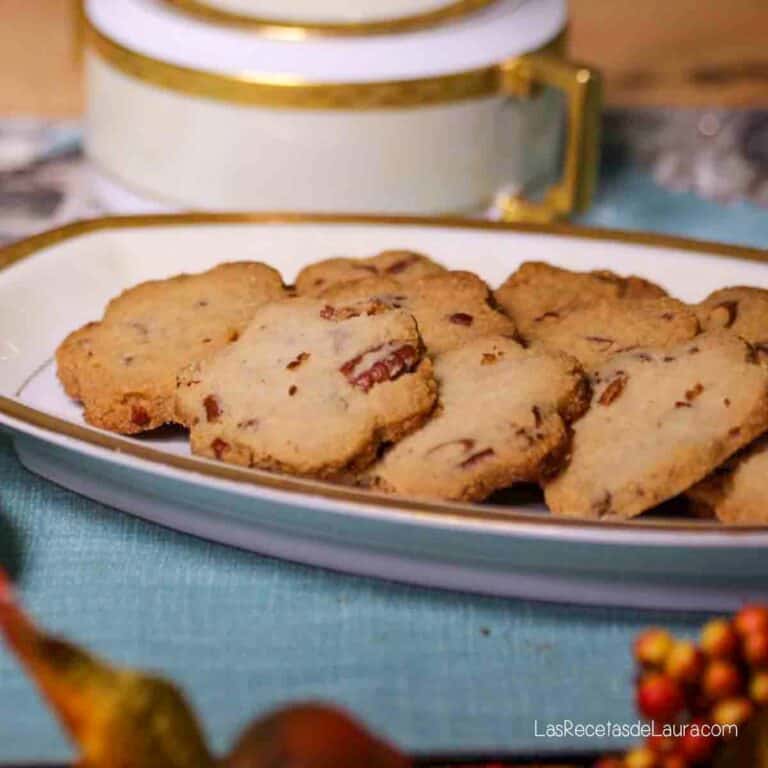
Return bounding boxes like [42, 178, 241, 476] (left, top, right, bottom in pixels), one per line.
[594, 605, 768, 768]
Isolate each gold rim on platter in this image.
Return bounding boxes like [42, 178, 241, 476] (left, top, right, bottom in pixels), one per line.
[160, 0, 500, 37]
[2, 211, 768, 535]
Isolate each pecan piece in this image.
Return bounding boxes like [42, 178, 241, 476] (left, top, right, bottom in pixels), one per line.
[203, 395, 222, 422]
[585, 336, 615, 351]
[449, 312, 474, 326]
[459, 448, 495, 469]
[340, 342, 420, 393]
[320, 300, 387, 322]
[598, 373, 628, 406]
[130, 405, 151, 428]
[427, 438, 475, 457]
[286, 352, 310, 370]
[320, 305, 336, 320]
[211, 438, 229, 460]
[685, 383, 704, 402]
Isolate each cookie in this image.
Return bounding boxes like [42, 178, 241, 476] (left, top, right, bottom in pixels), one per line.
[494, 262, 668, 339]
[175, 298, 438, 478]
[526, 298, 700, 368]
[56, 262, 286, 434]
[696, 287, 768, 356]
[320, 271, 517, 354]
[544, 332, 768, 520]
[294, 250, 446, 297]
[365, 336, 590, 501]
[687, 435, 768, 525]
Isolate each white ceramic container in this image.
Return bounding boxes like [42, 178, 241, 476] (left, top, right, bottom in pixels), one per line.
[2, 213, 768, 611]
[162, 0, 506, 33]
[83, 0, 600, 220]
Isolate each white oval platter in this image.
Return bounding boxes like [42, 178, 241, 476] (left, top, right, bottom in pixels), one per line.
[1, 213, 767, 611]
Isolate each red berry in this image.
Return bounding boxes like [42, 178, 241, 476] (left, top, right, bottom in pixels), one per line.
[637, 673, 686, 722]
[660, 755, 688, 768]
[665, 641, 705, 683]
[635, 628, 675, 668]
[594, 759, 625, 768]
[700, 619, 739, 659]
[711, 696, 754, 730]
[678, 719, 717, 763]
[626, 746, 659, 768]
[646, 733, 676, 755]
[749, 671, 768, 704]
[734, 605, 768, 636]
[702, 660, 743, 701]
[743, 631, 768, 668]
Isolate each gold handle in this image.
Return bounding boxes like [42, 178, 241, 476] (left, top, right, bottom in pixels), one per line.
[498, 51, 602, 223]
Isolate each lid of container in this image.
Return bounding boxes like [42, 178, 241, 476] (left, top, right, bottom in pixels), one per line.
[86, 0, 567, 83]
[165, 0, 505, 28]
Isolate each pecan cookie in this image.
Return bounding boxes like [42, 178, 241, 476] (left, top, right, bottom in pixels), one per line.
[56, 262, 286, 434]
[696, 287, 768, 358]
[320, 271, 516, 354]
[527, 298, 700, 367]
[295, 250, 446, 297]
[687, 435, 768, 525]
[175, 298, 437, 478]
[495, 261, 668, 339]
[365, 336, 590, 501]
[544, 332, 768, 520]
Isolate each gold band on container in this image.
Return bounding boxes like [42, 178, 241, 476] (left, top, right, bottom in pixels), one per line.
[85, 24, 594, 220]
[86, 21, 564, 109]
[160, 0, 500, 36]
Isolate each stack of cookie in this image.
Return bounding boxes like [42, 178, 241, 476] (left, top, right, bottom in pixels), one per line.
[56, 254, 768, 525]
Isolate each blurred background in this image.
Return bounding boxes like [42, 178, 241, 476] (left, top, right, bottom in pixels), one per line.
[1, 1, 768, 245]
[2, 0, 768, 115]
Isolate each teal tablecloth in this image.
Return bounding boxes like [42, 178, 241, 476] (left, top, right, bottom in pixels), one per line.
[1, 163, 767, 763]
